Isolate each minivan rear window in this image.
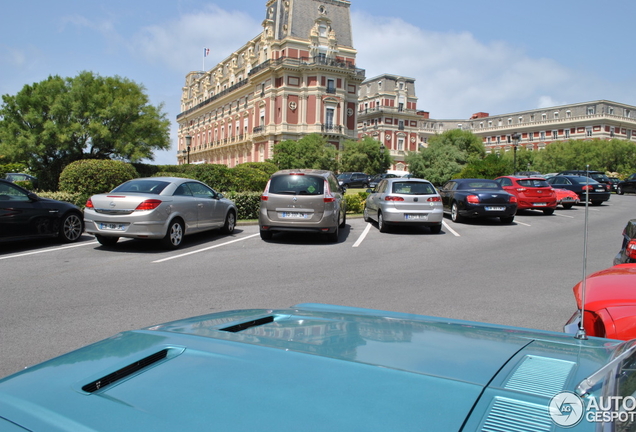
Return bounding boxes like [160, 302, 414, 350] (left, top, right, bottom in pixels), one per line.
[269, 175, 325, 195]
[392, 181, 436, 195]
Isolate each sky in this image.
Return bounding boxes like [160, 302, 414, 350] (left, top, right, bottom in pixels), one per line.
[2, 0, 635, 165]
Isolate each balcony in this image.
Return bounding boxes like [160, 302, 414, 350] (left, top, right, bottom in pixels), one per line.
[321, 124, 343, 134]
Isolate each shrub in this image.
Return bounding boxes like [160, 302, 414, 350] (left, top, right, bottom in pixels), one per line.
[0, 163, 28, 178]
[223, 191, 261, 220]
[14, 180, 35, 190]
[344, 192, 368, 214]
[58, 159, 138, 196]
[181, 164, 232, 191]
[227, 165, 270, 192]
[37, 191, 85, 208]
[234, 161, 279, 177]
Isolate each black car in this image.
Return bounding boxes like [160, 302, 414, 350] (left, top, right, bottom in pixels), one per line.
[337, 172, 370, 189]
[5, 172, 38, 188]
[617, 173, 636, 195]
[438, 178, 517, 224]
[557, 170, 611, 192]
[0, 179, 84, 243]
[608, 177, 621, 192]
[614, 219, 636, 265]
[546, 175, 611, 205]
[368, 173, 399, 189]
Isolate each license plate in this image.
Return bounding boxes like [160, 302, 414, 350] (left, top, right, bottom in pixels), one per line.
[485, 206, 505, 211]
[281, 212, 308, 219]
[562, 197, 573, 201]
[595, 188, 604, 192]
[100, 223, 126, 231]
[405, 214, 428, 220]
[533, 203, 547, 206]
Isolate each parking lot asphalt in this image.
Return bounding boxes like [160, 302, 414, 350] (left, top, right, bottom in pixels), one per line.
[0, 194, 633, 379]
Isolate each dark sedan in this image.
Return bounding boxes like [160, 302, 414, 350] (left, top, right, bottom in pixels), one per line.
[368, 173, 399, 189]
[439, 178, 517, 223]
[617, 173, 636, 195]
[0, 178, 84, 243]
[546, 175, 611, 205]
[614, 219, 636, 265]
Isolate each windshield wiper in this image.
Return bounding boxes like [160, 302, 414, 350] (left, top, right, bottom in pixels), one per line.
[576, 341, 636, 396]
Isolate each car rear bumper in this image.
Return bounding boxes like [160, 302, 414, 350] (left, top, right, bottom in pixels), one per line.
[459, 204, 517, 218]
[259, 209, 339, 233]
[381, 206, 444, 225]
[84, 213, 169, 239]
[516, 199, 557, 210]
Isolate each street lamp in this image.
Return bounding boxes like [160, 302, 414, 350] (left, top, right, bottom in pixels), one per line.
[185, 135, 192, 164]
[511, 132, 521, 174]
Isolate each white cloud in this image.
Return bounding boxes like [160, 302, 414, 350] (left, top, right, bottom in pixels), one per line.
[351, 12, 595, 118]
[130, 5, 262, 72]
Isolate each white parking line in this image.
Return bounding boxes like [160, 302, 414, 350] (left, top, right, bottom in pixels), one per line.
[443, 221, 461, 237]
[0, 241, 98, 261]
[555, 213, 575, 218]
[152, 233, 259, 263]
[516, 221, 532, 227]
[352, 223, 372, 247]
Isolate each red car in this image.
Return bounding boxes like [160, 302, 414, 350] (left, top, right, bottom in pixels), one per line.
[553, 188, 580, 209]
[564, 264, 636, 340]
[494, 176, 557, 214]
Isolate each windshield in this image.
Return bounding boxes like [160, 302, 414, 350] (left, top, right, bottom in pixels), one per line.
[269, 175, 325, 195]
[391, 181, 436, 195]
[459, 180, 502, 190]
[112, 180, 170, 194]
[571, 176, 600, 185]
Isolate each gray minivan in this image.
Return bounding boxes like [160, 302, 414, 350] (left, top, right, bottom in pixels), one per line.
[259, 169, 346, 242]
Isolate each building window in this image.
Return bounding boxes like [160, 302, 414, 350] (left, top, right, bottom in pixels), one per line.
[608, 107, 614, 115]
[542, 113, 547, 121]
[398, 120, 404, 130]
[378, 81, 382, 90]
[586, 127, 593, 136]
[528, 133, 534, 142]
[530, 114, 535, 122]
[610, 126, 615, 137]
[554, 112, 559, 119]
[325, 108, 335, 128]
[327, 79, 336, 94]
[552, 130, 558, 139]
[540, 131, 546, 141]
[487, 137, 491, 143]
[508, 118, 512, 125]
[626, 109, 631, 118]
[397, 138, 404, 151]
[488, 121, 493, 127]
[587, 107, 595, 115]
[518, 117, 523, 123]
[566, 111, 571, 118]
[565, 129, 570, 139]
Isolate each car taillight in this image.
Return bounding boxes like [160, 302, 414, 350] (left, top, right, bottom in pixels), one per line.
[627, 240, 636, 260]
[385, 196, 405, 201]
[323, 180, 336, 203]
[582, 185, 594, 191]
[85, 198, 94, 209]
[583, 310, 606, 338]
[135, 199, 162, 211]
[516, 188, 527, 192]
[466, 195, 480, 204]
[509, 195, 518, 203]
[427, 196, 442, 202]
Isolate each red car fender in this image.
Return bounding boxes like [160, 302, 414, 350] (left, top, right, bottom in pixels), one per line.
[605, 306, 636, 340]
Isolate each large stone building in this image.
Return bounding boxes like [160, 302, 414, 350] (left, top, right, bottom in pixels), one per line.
[421, 100, 636, 155]
[176, 0, 364, 166]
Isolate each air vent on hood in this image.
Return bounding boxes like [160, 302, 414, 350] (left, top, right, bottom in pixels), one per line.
[481, 397, 552, 432]
[220, 316, 274, 333]
[82, 349, 169, 393]
[505, 355, 575, 398]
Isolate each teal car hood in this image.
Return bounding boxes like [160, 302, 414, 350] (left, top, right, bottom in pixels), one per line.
[0, 303, 620, 431]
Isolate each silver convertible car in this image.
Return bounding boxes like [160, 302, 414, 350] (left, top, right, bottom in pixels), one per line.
[0, 303, 635, 431]
[364, 177, 443, 233]
[84, 177, 237, 249]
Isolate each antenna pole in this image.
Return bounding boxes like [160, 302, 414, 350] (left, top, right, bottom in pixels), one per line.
[575, 165, 590, 340]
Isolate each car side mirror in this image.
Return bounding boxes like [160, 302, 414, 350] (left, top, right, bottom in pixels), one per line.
[27, 192, 39, 201]
[366, 188, 373, 193]
[216, 193, 224, 199]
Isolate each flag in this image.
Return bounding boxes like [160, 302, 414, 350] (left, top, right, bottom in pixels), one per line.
[204, 48, 210, 57]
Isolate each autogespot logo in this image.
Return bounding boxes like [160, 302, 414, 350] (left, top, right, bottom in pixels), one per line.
[549, 391, 584, 427]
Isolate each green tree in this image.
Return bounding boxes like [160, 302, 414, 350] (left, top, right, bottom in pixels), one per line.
[340, 136, 391, 174]
[0, 71, 170, 190]
[272, 134, 339, 171]
[406, 129, 485, 185]
[457, 153, 510, 178]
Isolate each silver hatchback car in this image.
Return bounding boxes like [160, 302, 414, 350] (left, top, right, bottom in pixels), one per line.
[364, 178, 443, 233]
[259, 169, 346, 242]
[84, 177, 237, 249]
